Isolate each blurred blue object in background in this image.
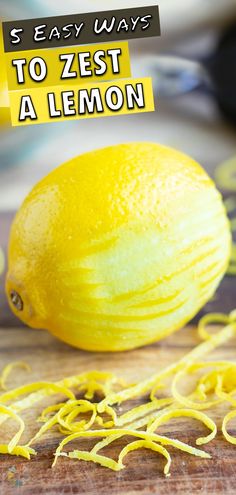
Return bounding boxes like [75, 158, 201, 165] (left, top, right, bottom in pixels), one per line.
[0, 0, 49, 19]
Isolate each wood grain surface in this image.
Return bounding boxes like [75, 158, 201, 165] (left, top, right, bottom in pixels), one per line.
[0, 212, 236, 495]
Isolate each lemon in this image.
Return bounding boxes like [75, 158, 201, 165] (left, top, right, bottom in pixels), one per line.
[6, 143, 231, 351]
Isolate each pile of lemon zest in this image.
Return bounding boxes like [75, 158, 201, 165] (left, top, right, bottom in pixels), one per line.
[2, 311, 236, 473]
[222, 410, 236, 445]
[0, 362, 31, 390]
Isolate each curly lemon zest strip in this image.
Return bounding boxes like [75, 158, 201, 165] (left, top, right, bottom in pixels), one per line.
[119, 440, 171, 475]
[198, 314, 230, 341]
[52, 428, 210, 467]
[222, 410, 236, 445]
[147, 408, 216, 445]
[0, 404, 25, 453]
[0, 362, 31, 390]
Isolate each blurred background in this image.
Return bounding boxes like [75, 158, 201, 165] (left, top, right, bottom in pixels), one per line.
[0, 0, 236, 211]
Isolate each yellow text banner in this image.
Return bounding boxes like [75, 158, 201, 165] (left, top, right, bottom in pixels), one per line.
[9, 77, 155, 126]
[5, 41, 131, 91]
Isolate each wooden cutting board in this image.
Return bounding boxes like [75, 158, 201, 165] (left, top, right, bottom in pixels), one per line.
[0, 212, 236, 495]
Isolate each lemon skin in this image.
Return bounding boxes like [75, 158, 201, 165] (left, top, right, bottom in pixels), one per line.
[6, 143, 231, 351]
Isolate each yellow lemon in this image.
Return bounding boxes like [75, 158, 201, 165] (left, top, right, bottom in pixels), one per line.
[6, 143, 231, 351]
[0, 22, 10, 125]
